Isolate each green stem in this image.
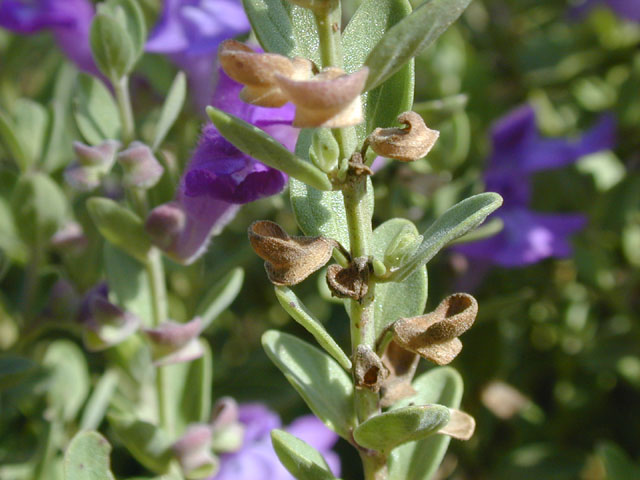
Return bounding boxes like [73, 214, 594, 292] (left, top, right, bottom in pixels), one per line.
[113, 75, 135, 145]
[314, 1, 343, 69]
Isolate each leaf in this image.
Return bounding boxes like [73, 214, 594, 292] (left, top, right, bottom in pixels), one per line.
[64, 431, 115, 480]
[74, 74, 121, 145]
[390, 193, 502, 282]
[90, 12, 135, 80]
[206, 107, 332, 191]
[104, 243, 153, 325]
[42, 100, 69, 173]
[102, 0, 147, 61]
[271, 429, 338, 480]
[275, 286, 352, 371]
[354, 405, 450, 454]
[0, 109, 29, 171]
[262, 330, 356, 439]
[342, 0, 414, 140]
[372, 219, 428, 338]
[364, 0, 473, 91]
[12, 98, 49, 168]
[195, 267, 244, 331]
[597, 442, 640, 480]
[108, 414, 173, 473]
[80, 369, 119, 431]
[389, 367, 463, 480]
[42, 340, 90, 422]
[87, 197, 152, 262]
[152, 71, 186, 151]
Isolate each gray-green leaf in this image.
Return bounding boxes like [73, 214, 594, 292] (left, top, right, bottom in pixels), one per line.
[74, 74, 121, 145]
[354, 405, 450, 454]
[271, 429, 338, 480]
[64, 431, 115, 480]
[195, 267, 244, 331]
[390, 192, 502, 282]
[207, 107, 332, 191]
[262, 330, 356, 439]
[364, 0, 473, 91]
[275, 286, 351, 371]
[152, 71, 186, 151]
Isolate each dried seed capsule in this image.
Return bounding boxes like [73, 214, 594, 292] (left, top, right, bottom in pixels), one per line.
[367, 111, 439, 162]
[325, 256, 370, 301]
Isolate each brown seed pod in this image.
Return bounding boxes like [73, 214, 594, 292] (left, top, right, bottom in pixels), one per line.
[367, 111, 439, 162]
[325, 256, 370, 301]
[248, 220, 336, 286]
[354, 345, 389, 392]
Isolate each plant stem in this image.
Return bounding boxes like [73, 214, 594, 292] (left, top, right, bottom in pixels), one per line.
[314, 1, 343, 69]
[113, 75, 136, 145]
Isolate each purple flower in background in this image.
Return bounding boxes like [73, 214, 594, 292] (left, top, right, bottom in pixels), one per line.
[571, 0, 640, 22]
[212, 404, 341, 480]
[0, 0, 97, 73]
[146, 0, 250, 108]
[455, 105, 615, 267]
[146, 69, 297, 264]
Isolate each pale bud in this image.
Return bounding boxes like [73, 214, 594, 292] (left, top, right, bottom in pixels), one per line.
[173, 424, 218, 479]
[117, 141, 164, 189]
[65, 140, 120, 191]
[210, 397, 244, 453]
[218, 40, 313, 107]
[390, 293, 478, 365]
[50, 222, 88, 255]
[145, 202, 186, 250]
[367, 111, 439, 162]
[144, 317, 204, 366]
[83, 296, 141, 351]
[274, 67, 368, 128]
[248, 220, 336, 286]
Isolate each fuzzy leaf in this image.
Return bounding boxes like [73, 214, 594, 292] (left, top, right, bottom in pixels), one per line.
[262, 330, 356, 439]
[364, 0, 473, 91]
[597, 442, 640, 480]
[389, 367, 463, 480]
[64, 431, 115, 480]
[12, 98, 49, 168]
[271, 429, 338, 480]
[74, 74, 121, 145]
[275, 286, 351, 371]
[152, 71, 186, 151]
[207, 107, 332, 191]
[390, 193, 502, 282]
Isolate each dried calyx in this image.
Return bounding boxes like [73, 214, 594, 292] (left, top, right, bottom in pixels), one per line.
[325, 256, 370, 301]
[248, 220, 337, 286]
[366, 111, 439, 162]
[354, 345, 389, 392]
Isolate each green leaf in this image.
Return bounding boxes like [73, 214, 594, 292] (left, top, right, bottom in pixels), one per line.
[64, 431, 116, 480]
[0, 109, 29, 171]
[597, 442, 640, 480]
[80, 369, 119, 431]
[163, 340, 212, 435]
[109, 414, 173, 473]
[11, 172, 68, 246]
[389, 367, 463, 480]
[104, 243, 153, 325]
[275, 286, 351, 371]
[42, 100, 69, 173]
[195, 267, 244, 331]
[450, 217, 503, 245]
[87, 197, 152, 262]
[12, 98, 49, 168]
[342, 0, 414, 140]
[207, 107, 332, 191]
[0, 173, 28, 263]
[42, 340, 90, 422]
[354, 405, 450, 454]
[74, 74, 121, 145]
[271, 429, 338, 480]
[90, 12, 135, 80]
[390, 193, 502, 282]
[372, 219, 428, 338]
[102, 0, 147, 61]
[262, 330, 356, 439]
[364, 0, 473, 91]
[152, 71, 186, 151]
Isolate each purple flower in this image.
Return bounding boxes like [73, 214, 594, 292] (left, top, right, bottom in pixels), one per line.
[212, 404, 341, 480]
[0, 0, 97, 73]
[455, 105, 615, 267]
[146, 70, 297, 264]
[146, 0, 250, 108]
[571, 0, 640, 22]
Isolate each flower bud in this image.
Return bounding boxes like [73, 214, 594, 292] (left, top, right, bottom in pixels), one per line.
[65, 140, 120, 191]
[145, 202, 186, 250]
[144, 317, 204, 366]
[82, 295, 141, 351]
[390, 293, 478, 365]
[173, 424, 218, 479]
[367, 111, 439, 162]
[50, 222, 88, 255]
[275, 67, 368, 128]
[248, 220, 336, 286]
[218, 40, 313, 107]
[211, 397, 244, 453]
[383, 224, 422, 269]
[325, 256, 369, 301]
[309, 128, 340, 173]
[117, 141, 164, 189]
[45, 279, 81, 321]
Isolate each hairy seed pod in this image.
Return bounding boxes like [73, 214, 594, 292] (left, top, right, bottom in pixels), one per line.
[367, 111, 439, 162]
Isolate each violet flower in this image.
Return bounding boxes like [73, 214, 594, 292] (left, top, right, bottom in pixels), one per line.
[212, 404, 341, 480]
[146, 0, 250, 109]
[0, 0, 97, 73]
[571, 0, 640, 22]
[146, 69, 297, 264]
[455, 105, 615, 267]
